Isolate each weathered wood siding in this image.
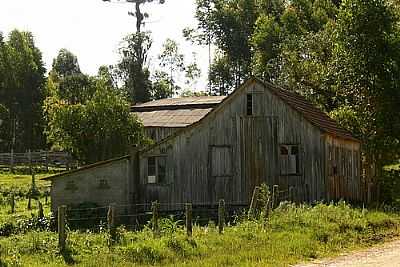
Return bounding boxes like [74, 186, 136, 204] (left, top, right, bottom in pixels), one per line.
[138, 81, 361, 206]
[325, 135, 362, 202]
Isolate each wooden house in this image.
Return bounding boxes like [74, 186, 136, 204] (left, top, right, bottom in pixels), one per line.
[44, 78, 363, 214]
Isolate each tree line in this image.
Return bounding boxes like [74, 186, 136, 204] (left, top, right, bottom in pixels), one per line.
[189, 0, 400, 172]
[0, 0, 399, 173]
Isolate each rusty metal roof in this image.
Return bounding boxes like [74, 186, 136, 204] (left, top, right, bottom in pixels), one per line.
[132, 96, 226, 110]
[269, 83, 358, 141]
[131, 80, 357, 141]
[132, 96, 226, 128]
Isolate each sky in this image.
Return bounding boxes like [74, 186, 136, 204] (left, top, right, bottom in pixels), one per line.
[0, 0, 209, 90]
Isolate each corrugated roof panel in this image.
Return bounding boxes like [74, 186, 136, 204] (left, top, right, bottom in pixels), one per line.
[134, 108, 214, 128]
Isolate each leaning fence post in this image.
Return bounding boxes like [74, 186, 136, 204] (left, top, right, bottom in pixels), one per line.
[248, 186, 260, 219]
[10, 193, 15, 214]
[185, 203, 193, 237]
[152, 201, 160, 238]
[58, 205, 67, 251]
[218, 199, 225, 234]
[108, 203, 116, 245]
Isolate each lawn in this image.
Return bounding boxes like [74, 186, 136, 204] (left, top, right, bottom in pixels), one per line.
[0, 171, 399, 267]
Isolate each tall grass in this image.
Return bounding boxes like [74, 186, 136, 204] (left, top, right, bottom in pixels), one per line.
[0, 202, 398, 267]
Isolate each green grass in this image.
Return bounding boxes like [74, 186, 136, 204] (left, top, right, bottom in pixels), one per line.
[0, 172, 399, 266]
[0, 171, 52, 224]
[0, 203, 399, 267]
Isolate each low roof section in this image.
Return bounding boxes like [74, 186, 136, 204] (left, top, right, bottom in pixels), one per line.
[131, 96, 226, 128]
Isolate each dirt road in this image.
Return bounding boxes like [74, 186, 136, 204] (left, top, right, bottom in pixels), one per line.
[295, 239, 400, 267]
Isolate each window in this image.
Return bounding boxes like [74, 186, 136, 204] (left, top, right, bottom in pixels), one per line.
[148, 157, 156, 184]
[211, 146, 232, 177]
[147, 156, 167, 184]
[280, 145, 300, 175]
[246, 94, 253, 116]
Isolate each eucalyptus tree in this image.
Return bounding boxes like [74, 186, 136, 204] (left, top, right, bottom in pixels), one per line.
[0, 30, 46, 152]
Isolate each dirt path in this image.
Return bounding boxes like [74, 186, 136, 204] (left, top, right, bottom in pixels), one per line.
[295, 239, 400, 267]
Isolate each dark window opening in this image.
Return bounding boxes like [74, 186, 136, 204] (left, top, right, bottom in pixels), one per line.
[147, 156, 167, 184]
[246, 94, 253, 116]
[280, 145, 300, 175]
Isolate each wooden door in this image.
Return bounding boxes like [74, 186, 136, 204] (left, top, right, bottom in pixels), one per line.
[240, 117, 278, 202]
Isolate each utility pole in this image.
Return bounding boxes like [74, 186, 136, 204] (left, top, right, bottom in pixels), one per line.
[102, 0, 165, 33]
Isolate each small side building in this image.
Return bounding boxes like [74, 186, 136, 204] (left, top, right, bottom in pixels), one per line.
[44, 78, 363, 214]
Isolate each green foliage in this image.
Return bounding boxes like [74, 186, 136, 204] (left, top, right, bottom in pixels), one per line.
[51, 49, 81, 78]
[333, 0, 400, 167]
[0, 29, 46, 152]
[117, 32, 153, 103]
[44, 78, 146, 164]
[150, 70, 174, 100]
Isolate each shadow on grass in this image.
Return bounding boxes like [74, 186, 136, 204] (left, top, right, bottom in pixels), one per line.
[61, 247, 76, 265]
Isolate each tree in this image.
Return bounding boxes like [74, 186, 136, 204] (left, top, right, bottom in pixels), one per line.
[0, 30, 46, 152]
[49, 49, 95, 104]
[117, 32, 153, 103]
[44, 77, 146, 164]
[105, 0, 166, 104]
[194, 0, 258, 88]
[158, 39, 185, 95]
[333, 0, 400, 169]
[209, 53, 234, 96]
[150, 70, 174, 100]
[51, 48, 81, 78]
[184, 53, 202, 91]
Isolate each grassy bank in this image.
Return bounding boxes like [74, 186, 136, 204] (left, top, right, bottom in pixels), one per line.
[0, 202, 399, 267]
[0, 172, 399, 266]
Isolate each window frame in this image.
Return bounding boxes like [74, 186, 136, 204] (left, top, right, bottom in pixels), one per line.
[246, 93, 253, 116]
[146, 155, 168, 185]
[279, 144, 301, 176]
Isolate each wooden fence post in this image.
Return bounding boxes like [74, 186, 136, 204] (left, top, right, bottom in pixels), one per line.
[185, 203, 192, 237]
[218, 199, 225, 234]
[10, 193, 15, 214]
[38, 201, 44, 219]
[248, 186, 260, 219]
[108, 203, 116, 245]
[10, 150, 14, 173]
[58, 205, 67, 251]
[28, 150, 32, 172]
[289, 186, 294, 203]
[152, 201, 160, 238]
[27, 197, 32, 210]
[272, 185, 279, 209]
